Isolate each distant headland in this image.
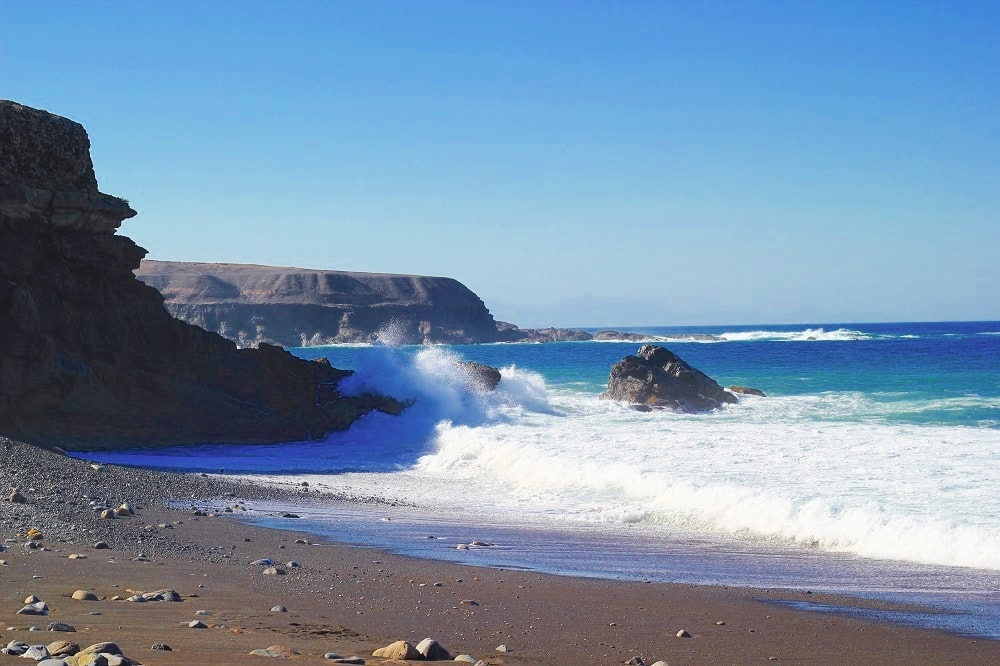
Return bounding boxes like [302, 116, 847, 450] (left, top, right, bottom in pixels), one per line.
[136, 260, 720, 346]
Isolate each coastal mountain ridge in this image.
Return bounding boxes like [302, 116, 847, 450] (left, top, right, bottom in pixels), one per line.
[136, 260, 671, 346]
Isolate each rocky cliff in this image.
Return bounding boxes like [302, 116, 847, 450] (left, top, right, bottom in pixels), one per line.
[0, 100, 403, 451]
[135, 261, 503, 346]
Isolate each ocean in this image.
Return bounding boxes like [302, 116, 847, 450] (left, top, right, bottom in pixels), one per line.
[83, 321, 1000, 638]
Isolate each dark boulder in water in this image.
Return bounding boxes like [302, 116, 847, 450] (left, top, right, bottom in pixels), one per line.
[0, 100, 404, 451]
[602, 345, 738, 413]
[727, 385, 767, 397]
[457, 361, 502, 391]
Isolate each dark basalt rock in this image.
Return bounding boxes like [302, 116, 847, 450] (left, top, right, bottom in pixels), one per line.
[456, 361, 502, 391]
[0, 100, 404, 451]
[602, 345, 738, 413]
[727, 385, 767, 397]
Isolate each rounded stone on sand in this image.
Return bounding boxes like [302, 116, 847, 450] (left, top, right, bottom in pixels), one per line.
[372, 640, 421, 660]
[249, 645, 298, 658]
[47, 622, 76, 632]
[416, 637, 452, 660]
[72, 590, 98, 601]
[676, 629, 692, 638]
[187, 620, 207, 629]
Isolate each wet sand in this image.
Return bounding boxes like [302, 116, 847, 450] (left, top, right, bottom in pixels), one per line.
[2, 439, 997, 665]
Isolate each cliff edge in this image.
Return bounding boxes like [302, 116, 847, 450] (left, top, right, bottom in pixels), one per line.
[0, 100, 403, 451]
[136, 260, 502, 346]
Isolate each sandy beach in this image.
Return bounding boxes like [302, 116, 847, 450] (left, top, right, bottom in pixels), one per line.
[2, 439, 996, 665]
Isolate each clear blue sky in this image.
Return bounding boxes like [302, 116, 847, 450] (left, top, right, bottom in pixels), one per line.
[3, 1, 997, 326]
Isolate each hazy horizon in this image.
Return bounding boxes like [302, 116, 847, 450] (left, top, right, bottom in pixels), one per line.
[4, 1, 997, 326]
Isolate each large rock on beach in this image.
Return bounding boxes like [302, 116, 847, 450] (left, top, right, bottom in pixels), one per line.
[0, 100, 405, 451]
[602, 345, 737, 413]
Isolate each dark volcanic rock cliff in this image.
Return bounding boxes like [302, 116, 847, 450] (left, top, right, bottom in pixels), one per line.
[136, 261, 504, 346]
[0, 100, 402, 451]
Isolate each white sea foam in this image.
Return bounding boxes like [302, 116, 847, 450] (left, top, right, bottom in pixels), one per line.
[718, 328, 870, 342]
[295, 347, 1000, 571]
[85, 345, 1000, 573]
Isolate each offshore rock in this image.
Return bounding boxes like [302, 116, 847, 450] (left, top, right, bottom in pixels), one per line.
[0, 100, 404, 451]
[728, 385, 767, 397]
[602, 345, 738, 413]
[457, 361, 502, 391]
[136, 260, 504, 346]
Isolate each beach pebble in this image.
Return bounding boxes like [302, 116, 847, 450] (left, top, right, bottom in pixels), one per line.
[280, 513, 300, 519]
[295, 538, 309, 544]
[194, 610, 212, 616]
[676, 629, 692, 638]
[24, 595, 42, 604]
[47, 622, 76, 633]
[416, 638, 452, 660]
[286, 561, 300, 568]
[716, 621, 726, 625]
[650, 662, 670, 666]
[44, 641, 79, 657]
[372, 640, 421, 660]
[454, 655, 478, 664]
[147, 589, 182, 602]
[23, 644, 51, 660]
[270, 605, 288, 613]
[150, 643, 172, 651]
[456, 544, 468, 550]
[99, 509, 116, 519]
[495, 644, 511, 652]
[459, 599, 479, 606]
[249, 645, 298, 658]
[625, 658, 646, 666]
[187, 620, 208, 629]
[67, 554, 87, 560]
[7, 489, 27, 503]
[17, 602, 48, 616]
[328, 659, 365, 665]
[322, 653, 342, 659]
[250, 558, 274, 566]
[262, 566, 285, 575]
[36, 659, 68, 666]
[93, 541, 109, 550]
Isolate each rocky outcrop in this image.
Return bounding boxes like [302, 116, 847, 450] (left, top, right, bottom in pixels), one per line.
[136, 261, 503, 346]
[727, 385, 767, 397]
[0, 100, 403, 451]
[602, 345, 738, 413]
[456, 361, 502, 392]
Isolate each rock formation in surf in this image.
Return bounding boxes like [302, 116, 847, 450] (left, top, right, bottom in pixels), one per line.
[0, 100, 404, 451]
[602, 345, 739, 412]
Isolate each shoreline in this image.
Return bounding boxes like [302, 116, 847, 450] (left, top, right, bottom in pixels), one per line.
[3, 439, 997, 665]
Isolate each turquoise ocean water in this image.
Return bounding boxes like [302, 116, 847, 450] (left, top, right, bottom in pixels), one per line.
[85, 321, 1000, 637]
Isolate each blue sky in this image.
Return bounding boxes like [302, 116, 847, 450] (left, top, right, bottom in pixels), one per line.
[3, 1, 997, 326]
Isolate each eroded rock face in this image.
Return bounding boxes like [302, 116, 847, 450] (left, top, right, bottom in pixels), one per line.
[136, 260, 504, 346]
[0, 100, 403, 451]
[602, 345, 738, 413]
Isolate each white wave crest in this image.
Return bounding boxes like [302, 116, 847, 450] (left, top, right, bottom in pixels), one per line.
[719, 328, 870, 342]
